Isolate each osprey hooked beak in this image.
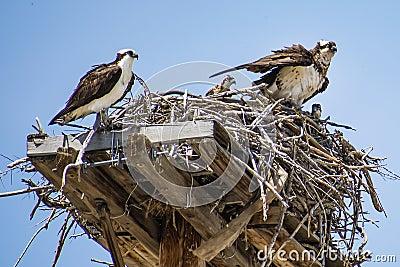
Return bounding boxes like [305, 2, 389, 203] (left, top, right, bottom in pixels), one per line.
[225, 75, 236, 85]
[317, 40, 337, 53]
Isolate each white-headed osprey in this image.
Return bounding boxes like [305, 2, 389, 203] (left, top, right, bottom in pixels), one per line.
[210, 40, 337, 106]
[49, 49, 139, 125]
[205, 75, 236, 96]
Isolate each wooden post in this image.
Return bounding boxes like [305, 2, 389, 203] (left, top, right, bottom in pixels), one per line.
[96, 199, 126, 267]
[159, 211, 205, 267]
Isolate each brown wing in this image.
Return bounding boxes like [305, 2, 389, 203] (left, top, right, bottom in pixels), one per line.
[209, 44, 314, 78]
[66, 64, 122, 109]
[303, 77, 329, 104]
[49, 64, 122, 125]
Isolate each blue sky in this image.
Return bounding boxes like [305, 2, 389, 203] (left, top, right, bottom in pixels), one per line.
[1, 1, 399, 266]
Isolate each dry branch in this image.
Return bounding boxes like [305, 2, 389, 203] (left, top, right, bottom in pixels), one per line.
[0, 186, 52, 198]
[52, 212, 75, 267]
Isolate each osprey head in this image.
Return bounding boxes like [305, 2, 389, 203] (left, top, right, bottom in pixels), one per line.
[116, 49, 139, 61]
[221, 75, 236, 89]
[314, 40, 337, 66]
[311, 103, 322, 119]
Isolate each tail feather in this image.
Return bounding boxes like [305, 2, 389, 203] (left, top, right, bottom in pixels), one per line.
[48, 107, 71, 125]
[209, 64, 247, 78]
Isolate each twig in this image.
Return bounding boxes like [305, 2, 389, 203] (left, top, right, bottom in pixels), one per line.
[31, 117, 45, 134]
[91, 258, 114, 267]
[325, 120, 356, 131]
[230, 153, 288, 207]
[274, 203, 319, 255]
[69, 232, 86, 239]
[7, 157, 29, 169]
[52, 213, 75, 267]
[0, 186, 53, 198]
[266, 203, 287, 267]
[14, 208, 57, 267]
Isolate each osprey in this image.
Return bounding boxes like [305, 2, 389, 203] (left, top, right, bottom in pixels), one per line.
[311, 103, 322, 119]
[49, 49, 139, 125]
[205, 75, 236, 96]
[210, 40, 337, 106]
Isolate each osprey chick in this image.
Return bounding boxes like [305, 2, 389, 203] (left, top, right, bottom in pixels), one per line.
[206, 75, 236, 96]
[49, 49, 138, 125]
[210, 40, 337, 106]
[311, 103, 322, 119]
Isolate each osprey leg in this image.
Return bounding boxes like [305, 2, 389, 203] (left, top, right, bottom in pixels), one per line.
[74, 111, 106, 167]
[93, 109, 109, 130]
[101, 108, 110, 126]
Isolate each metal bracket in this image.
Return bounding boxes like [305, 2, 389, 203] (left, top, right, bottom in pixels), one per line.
[83, 156, 127, 170]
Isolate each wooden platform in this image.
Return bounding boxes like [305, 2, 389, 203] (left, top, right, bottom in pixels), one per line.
[27, 120, 344, 267]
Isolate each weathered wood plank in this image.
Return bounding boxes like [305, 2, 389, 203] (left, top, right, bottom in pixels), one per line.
[192, 163, 289, 262]
[72, 157, 161, 259]
[30, 154, 160, 266]
[250, 205, 283, 226]
[193, 199, 262, 261]
[96, 199, 126, 267]
[138, 120, 215, 143]
[284, 216, 320, 244]
[118, 236, 156, 267]
[27, 131, 121, 157]
[27, 120, 219, 157]
[126, 134, 196, 205]
[191, 138, 253, 203]
[179, 204, 256, 267]
[127, 134, 254, 266]
[247, 227, 322, 267]
[159, 212, 205, 267]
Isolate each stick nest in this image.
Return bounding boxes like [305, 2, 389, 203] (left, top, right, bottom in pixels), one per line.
[111, 84, 396, 265]
[5, 84, 398, 266]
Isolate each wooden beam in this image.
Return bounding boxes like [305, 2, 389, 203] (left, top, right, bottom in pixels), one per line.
[27, 120, 220, 157]
[30, 152, 160, 266]
[250, 205, 283, 226]
[118, 236, 156, 267]
[179, 206, 255, 267]
[127, 134, 254, 266]
[139, 120, 215, 143]
[96, 199, 126, 267]
[27, 131, 120, 157]
[247, 227, 322, 267]
[191, 138, 253, 202]
[193, 199, 262, 261]
[284, 216, 320, 244]
[159, 212, 205, 267]
[192, 163, 289, 262]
